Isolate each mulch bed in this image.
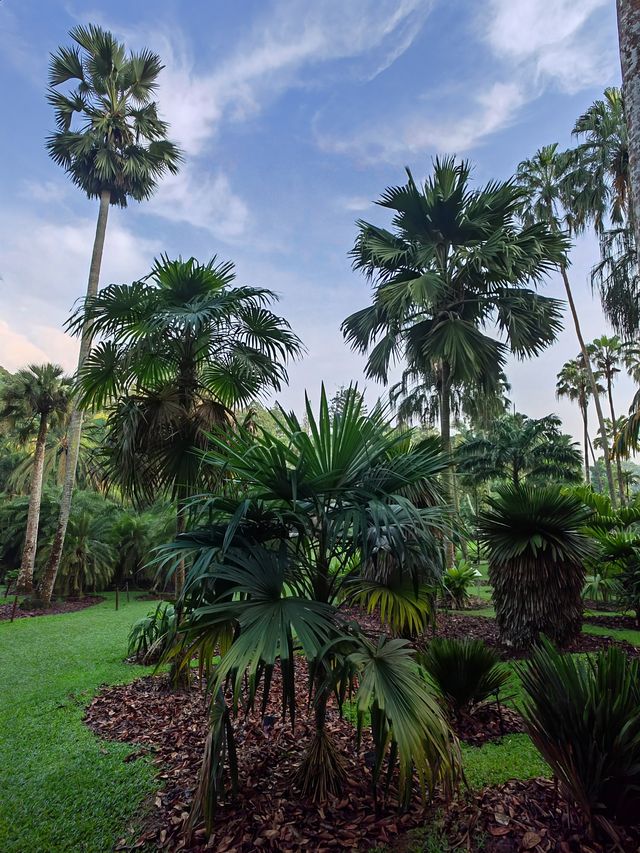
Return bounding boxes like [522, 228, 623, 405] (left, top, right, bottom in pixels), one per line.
[0, 594, 104, 621]
[442, 778, 640, 851]
[85, 667, 441, 852]
[453, 705, 525, 747]
[584, 614, 640, 632]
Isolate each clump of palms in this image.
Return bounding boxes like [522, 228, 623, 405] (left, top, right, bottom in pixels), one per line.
[68, 255, 302, 594]
[0, 365, 71, 594]
[159, 387, 459, 829]
[420, 638, 510, 719]
[556, 357, 603, 485]
[128, 601, 177, 663]
[42, 24, 183, 607]
[441, 561, 479, 609]
[479, 484, 594, 648]
[520, 639, 640, 832]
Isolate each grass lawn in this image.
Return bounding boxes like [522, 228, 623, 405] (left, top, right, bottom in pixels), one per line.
[0, 594, 156, 853]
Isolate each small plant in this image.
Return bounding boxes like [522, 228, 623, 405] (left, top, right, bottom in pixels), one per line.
[127, 601, 176, 663]
[419, 638, 511, 717]
[519, 639, 640, 829]
[441, 561, 480, 609]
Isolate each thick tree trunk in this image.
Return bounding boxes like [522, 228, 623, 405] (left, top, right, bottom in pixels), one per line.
[560, 266, 617, 505]
[38, 189, 111, 607]
[440, 361, 455, 568]
[618, 0, 640, 249]
[607, 379, 627, 504]
[16, 413, 49, 594]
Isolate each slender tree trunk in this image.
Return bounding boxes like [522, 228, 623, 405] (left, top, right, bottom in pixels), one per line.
[581, 403, 590, 483]
[38, 189, 111, 607]
[607, 378, 627, 504]
[16, 413, 49, 595]
[588, 434, 604, 492]
[440, 361, 455, 568]
[618, 0, 640, 249]
[175, 486, 187, 597]
[560, 266, 617, 505]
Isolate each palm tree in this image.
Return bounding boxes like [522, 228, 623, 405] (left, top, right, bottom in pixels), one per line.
[46, 255, 302, 602]
[0, 365, 71, 594]
[160, 386, 459, 824]
[456, 412, 582, 488]
[556, 357, 601, 483]
[589, 335, 627, 503]
[479, 484, 594, 648]
[342, 157, 567, 554]
[517, 143, 618, 504]
[44, 24, 182, 605]
[618, 1, 640, 252]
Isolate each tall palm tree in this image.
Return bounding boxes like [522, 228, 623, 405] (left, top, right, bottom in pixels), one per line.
[44, 24, 182, 605]
[456, 412, 582, 488]
[618, 0, 640, 249]
[342, 157, 567, 550]
[0, 365, 71, 594]
[43, 255, 302, 602]
[589, 335, 627, 503]
[556, 357, 600, 483]
[516, 144, 618, 503]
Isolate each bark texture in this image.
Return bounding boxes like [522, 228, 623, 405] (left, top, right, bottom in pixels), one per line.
[39, 189, 111, 606]
[16, 413, 49, 594]
[618, 0, 640, 251]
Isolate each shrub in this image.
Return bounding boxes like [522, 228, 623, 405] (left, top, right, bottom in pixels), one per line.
[419, 638, 510, 717]
[127, 601, 176, 662]
[441, 561, 479, 609]
[519, 639, 640, 827]
[478, 484, 593, 648]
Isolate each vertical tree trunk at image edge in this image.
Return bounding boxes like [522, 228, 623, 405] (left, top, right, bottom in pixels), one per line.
[618, 0, 640, 252]
[38, 190, 111, 607]
[16, 413, 49, 594]
[560, 266, 617, 505]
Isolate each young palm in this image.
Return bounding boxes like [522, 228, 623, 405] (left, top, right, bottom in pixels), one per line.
[53, 255, 302, 599]
[342, 157, 567, 565]
[589, 335, 627, 502]
[0, 365, 71, 594]
[160, 387, 459, 822]
[517, 144, 618, 503]
[44, 24, 182, 606]
[457, 412, 582, 488]
[556, 357, 602, 483]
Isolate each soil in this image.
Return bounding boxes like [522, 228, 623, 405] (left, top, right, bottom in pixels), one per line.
[452, 704, 525, 747]
[0, 594, 105, 621]
[584, 614, 640, 632]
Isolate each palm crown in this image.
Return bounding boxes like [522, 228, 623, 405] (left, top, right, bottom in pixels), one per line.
[46, 24, 182, 206]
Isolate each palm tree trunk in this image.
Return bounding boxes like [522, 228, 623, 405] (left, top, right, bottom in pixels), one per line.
[560, 266, 617, 505]
[607, 378, 627, 504]
[440, 361, 455, 568]
[175, 486, 187, 596]
[618, 0, 640, 249]
[38, 189, 111, 607]
[17, 413, 49, 595]
[581, 403, 590, 484]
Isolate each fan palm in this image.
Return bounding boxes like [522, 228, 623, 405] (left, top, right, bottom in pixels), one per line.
[53, 255, 302, 598]
[516, 144, 617, 503]
[479, 484, 594, 647]
[457, 412, 582, 488]
[159, 386, 459, 822]
[556, 357, 603, 483]
[341, 158, 567, 513]
[44, 24, 182, 606]
[588, 335, 627, 503]
[0, 365, 71, 594]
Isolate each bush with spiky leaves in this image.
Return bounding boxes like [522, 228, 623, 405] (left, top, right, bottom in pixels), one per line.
[441, 561, 479, 609]
[479, 484, 594, 648]
[158, 385, 460, 826]
[520, 640, 640, 829]
[127, 601, 176, 663]
[419, 638, 510, 717]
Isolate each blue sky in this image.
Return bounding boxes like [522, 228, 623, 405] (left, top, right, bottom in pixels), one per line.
[0, 0, 632, 440]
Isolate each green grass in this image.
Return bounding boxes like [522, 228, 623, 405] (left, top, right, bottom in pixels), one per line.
[0, 594, 156, 853]
[461, 733, 548, 788]
[582, 623, 640, 646]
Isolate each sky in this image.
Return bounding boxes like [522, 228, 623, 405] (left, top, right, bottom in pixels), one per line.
[0, 0, 634, 442]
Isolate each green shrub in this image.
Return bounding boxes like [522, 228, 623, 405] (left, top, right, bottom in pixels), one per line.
[419, 637, 510, 716]
[441, 561, 479, 609]
[519, 639, 640, 827]
[127, 601, 176, 662]
[479, 484, 593, 648]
